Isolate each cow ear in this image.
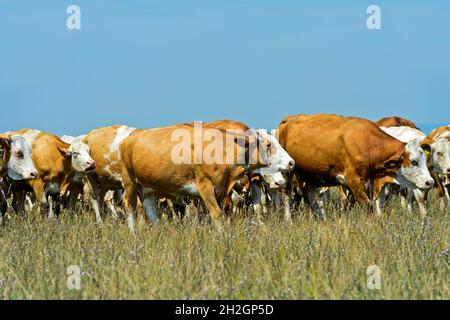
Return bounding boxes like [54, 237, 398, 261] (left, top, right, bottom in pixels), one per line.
[0, 136, 12, 150]
[383, 150, 404, 170]
[420, 137, 434, 157]
[58, 146, 72, 158]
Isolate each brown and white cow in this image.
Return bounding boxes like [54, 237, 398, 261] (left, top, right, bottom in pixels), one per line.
[428, 125, 450, 207]
[375, 116, 419, 129]
[376, 126, 444, 216]
[2, 129, 95, 217]
[0, 134, 38, 223]
[199, 120, 294, 219]
[120, 122, 292, 233]
[278, 114, 434, 221]
[81, 125, 136, 223]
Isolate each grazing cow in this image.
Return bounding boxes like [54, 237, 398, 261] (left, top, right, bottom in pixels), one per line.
[375, 116, 419, 129]
[428, 125, 450, 207]
[0, 135, 38, 224]
[377, 126, 441, 216]
[81, 125, 136, 223]
[120, 122, 293, 233]
[3, 129, 95, 217]
[278, 114, 434, 221]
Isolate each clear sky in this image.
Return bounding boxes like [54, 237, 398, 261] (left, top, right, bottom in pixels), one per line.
[0, 0, 449, 135]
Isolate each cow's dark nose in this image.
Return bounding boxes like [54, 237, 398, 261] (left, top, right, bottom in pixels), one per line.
[447, 168, 450, 174]
[425, 180, 434, 188]
[86, 161, 96, 171]
[30, 171, 38, 179]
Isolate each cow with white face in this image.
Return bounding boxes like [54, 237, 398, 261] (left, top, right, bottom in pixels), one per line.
[377, 126, 435, 216]
[427, 125, 450, 207]
[3, 135, 39, 181]
[59, 135, 96, 211]
[0, 135, 38, 224]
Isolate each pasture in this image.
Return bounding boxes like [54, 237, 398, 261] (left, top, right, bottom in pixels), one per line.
[0, 191, 448, 300]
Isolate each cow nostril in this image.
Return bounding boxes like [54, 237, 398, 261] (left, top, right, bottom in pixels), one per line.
[425, 180, 434, 187]
[289, 160, 295, 168]
[30, 171, 38, 179]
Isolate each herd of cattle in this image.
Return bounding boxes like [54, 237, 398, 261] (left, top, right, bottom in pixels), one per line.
[0, 114, 449, 232]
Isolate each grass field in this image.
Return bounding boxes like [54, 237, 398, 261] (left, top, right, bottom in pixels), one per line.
[0, 191, 448, 299]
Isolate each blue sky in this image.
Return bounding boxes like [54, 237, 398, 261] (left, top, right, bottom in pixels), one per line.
[0, 0, 449, 135]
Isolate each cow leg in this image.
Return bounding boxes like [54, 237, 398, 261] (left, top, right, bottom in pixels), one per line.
[196, 180, 223, 230]
[32, 180, 50, 217]
[374, 184, 389, 215]
[443, 184, 450, 206]
[281, 176, 294, 224]
[0, 189, 7, 225]
[121, 167, 138, 234]
[67, 187, 82, 213]
[346, 177, 371, 213]
[251, 184, 264, 222]
[12, 190, 26, 216]
[85, 176, 105, 224]
[304, 184, 326, 220]
[24, 193, 35, 212]
[141, 194, 159, 226]
[411, 189, 427, 218]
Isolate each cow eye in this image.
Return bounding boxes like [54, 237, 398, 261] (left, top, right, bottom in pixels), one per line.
[411, 160, 419, 166]
[15, 150, 24, 159]
[437, 152, 443, 157]
[73, 152, 79, 158]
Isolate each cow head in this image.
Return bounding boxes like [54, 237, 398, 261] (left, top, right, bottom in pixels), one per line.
[395, 140, 434, 190]
[421, 138, 450, 175]
[257, 170, 287, 189]
[3, 135, 38, 181]
[255, 129, 295, 173]
[67, 139, 96, 173]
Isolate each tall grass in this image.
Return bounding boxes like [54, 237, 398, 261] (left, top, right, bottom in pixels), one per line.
[0, 192, 448, 299]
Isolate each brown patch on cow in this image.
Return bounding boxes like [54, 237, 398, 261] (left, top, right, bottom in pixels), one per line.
[400, 150, 411, 168]
[375, 116, 419, 129]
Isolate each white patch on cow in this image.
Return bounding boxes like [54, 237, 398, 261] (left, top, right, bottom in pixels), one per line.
[435, 130, 450, 140]
[178, 183, 199, 196]
[380, 126, 426, 143]
[336, 174, 346, 185]
[61, 134, 86, 144]
[103, 126, 136, 182]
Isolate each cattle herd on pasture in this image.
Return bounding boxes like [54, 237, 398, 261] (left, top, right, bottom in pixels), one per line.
[0, 114, 449, 232]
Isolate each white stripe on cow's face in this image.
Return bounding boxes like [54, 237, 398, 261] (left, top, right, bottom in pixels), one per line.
[7, 135, 38, 181]
[396, 140, 434, 190]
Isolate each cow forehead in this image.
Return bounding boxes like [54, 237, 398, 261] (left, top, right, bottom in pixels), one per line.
[10, 135, 31, 152]
[69, 140, 90, 153]
[433, 138, 450, 151]
[405, 141, 425, 159]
